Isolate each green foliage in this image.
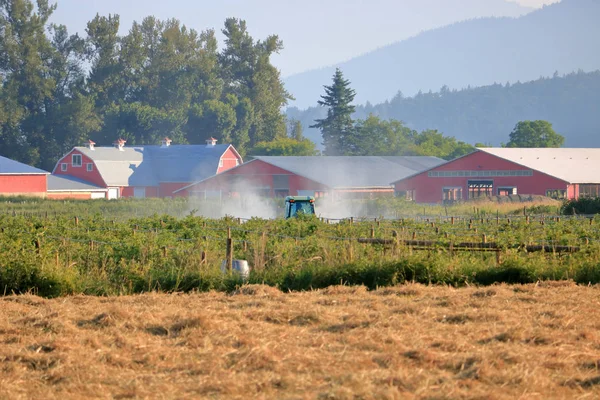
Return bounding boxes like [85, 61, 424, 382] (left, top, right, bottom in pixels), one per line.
[0, 198, 598, 297]
[561, 198, 600, 215]
[310, 68, 356, 155]
[506, 120, 564, 148]
[250, 137, 319, 156]
[0, 2, 289, 168]
[349, 115, 474, 159]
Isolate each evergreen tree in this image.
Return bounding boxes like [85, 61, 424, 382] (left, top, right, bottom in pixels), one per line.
[288, 119, 304, 141]
[310, 68, 356, 155]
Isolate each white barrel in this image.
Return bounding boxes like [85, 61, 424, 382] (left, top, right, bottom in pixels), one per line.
[220, 260, 250, 280]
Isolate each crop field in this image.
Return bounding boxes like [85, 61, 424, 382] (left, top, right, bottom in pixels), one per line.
[0, 197, 600, 296]
[2, 283, 600, 399]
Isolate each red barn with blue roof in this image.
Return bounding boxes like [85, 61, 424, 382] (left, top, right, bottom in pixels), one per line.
[0, 155, 48, 197]
[52, 137, 242, 199]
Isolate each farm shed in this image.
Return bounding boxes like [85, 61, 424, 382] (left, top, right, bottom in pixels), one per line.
[52, 138, 242, 199]
[174, 156, 445, 199]
[0, 155, 48, 197]
[47, 175, 108, 200]
[392, 148, 600, 203]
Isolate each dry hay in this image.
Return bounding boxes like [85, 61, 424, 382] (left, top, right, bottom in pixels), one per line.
[1, 283, 600, 399]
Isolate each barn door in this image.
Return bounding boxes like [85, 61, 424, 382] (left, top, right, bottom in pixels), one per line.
[108, 188, 119, 200]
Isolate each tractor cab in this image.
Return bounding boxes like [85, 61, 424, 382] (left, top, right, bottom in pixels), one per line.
[284, 196, 316, 219]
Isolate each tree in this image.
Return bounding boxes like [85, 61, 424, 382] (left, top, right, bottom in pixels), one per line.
[250, 137, 319, 156]
[310, 68, 356, 155]
[288, 119, 304, 141]
[506, 120, 565, 147]
[220, 18, 291, 146]
[408, 129, 474, 160]
[351, 115, 412, 155]
[506, 120, 564, 148]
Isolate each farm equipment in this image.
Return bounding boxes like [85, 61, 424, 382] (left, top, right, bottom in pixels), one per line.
[284, 196, 316, 219]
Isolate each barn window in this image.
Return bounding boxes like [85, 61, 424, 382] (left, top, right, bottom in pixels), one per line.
[397, 190, 415, 201]
[235, 159, 240, 166]
[546, 189, 566, 199]
[442, 187, 462, 203]
[72, 154, 82, 167]
[60, 163, 67, 172]
[498, 187, 517, 196]
[468, 180, 493, 199]
[273, 175, 290, 190]
[219, 159, 224, 168]
[86, 163, 93, 172]
[579, 185, 600, 198]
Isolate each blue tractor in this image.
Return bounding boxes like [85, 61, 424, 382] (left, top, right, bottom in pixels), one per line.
[284, 196, 316, 219]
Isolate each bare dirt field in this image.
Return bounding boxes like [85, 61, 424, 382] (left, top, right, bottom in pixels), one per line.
[1, 283, 600, 399]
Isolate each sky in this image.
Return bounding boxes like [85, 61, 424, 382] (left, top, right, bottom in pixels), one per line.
[48, 0, 561, 77]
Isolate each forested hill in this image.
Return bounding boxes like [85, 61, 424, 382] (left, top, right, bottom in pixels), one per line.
[287, 70, 600, 148]
[285, 0, 600, 109]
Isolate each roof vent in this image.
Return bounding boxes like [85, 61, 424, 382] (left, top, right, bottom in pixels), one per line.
[87, 140, 96, 151]
[113, 138, 126, 151]
[161, 137, 172, 148]
[206, 137, 218, 147]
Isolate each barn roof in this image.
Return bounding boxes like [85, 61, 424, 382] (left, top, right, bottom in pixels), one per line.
[47, 175, 107, 192]
[252, 156, 445, 188]
[477, 148, 600, 184]
[73, 144, 235, 187]
[0, 156, 48, 175]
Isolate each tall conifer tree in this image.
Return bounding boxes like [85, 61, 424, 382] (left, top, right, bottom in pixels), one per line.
[310, 68, 356, 155]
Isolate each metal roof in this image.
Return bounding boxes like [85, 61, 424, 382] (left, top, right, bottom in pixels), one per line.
[75, 144, 232, 186]
[47, 175, 107, 192]
[252, 156, 445, 188]
[0, 156, 48, 175]
[477, 148, 600, 184]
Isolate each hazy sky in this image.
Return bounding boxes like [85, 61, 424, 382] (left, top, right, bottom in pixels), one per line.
[49, 0, 561, 77]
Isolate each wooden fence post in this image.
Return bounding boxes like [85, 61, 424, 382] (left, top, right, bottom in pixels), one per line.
[226, 238, 233, 272]
[370, 227, 375, 238]
[226, 227, 233, 272]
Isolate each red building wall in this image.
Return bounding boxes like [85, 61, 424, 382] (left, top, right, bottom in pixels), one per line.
[217, 146, 243, 174]
[159, 183, 189, 197]
[0, 175, 47, 195]
[394, 151, 569, 203]
[47, 192, 93, 200]
[175, 160, 328, 197]
[53, 150, 106, 187]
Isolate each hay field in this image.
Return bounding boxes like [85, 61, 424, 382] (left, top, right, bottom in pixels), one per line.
[1, 283, 600, 399]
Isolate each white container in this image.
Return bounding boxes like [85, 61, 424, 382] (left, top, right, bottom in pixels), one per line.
[220, 260, 250, 280]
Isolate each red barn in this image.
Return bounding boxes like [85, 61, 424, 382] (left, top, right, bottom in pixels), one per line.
[52, 138, 242, 199]
[174, 156, 445, 199]
[392, 148, 600, 203]
[0, 155, 48, 197]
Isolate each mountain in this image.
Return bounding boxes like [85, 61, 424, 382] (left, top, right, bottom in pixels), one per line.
[287, 70, 600, 148]
[284, 0, 600, 109]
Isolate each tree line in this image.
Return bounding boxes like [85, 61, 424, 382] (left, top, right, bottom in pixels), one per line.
[289, 70, 597, 152]
[0, 0, 317, 170]
[309, 68, 564, 158]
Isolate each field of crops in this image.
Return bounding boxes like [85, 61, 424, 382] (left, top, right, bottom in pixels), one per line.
[1, 197, 600, 297]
